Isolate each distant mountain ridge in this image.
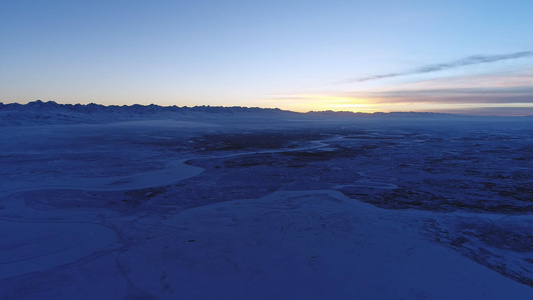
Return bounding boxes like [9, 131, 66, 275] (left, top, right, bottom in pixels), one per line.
[0, 100, 296, 126]
[0, 100, 286, 114]
[1, 100, 530, 126]
[1, 100, 457, 117]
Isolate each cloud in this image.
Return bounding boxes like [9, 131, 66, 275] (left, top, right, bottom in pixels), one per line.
[431, 106, 533, 116]
[341, 86, 533, 106]
[356, 51, 533, 82]
[371, 86, 533, 100]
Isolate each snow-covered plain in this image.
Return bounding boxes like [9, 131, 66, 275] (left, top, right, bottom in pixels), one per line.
[1, 102, 532, 299]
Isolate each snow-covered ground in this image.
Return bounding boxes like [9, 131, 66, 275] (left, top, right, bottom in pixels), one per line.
[1, 107, 532, 299]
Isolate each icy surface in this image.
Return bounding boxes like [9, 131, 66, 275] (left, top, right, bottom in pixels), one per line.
[1, 104, 532, 299]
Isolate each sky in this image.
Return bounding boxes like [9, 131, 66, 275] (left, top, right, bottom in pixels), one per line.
[1, 0, 533, 115]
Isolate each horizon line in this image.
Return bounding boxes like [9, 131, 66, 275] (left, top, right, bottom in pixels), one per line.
[1, 99, 532, 117]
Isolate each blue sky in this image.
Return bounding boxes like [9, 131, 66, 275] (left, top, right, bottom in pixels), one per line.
[1, 0, 533, 115]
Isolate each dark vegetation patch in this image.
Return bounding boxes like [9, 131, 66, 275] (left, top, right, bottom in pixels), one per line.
[459, 223, 533, 253]
[223, 154, 307, 168]
[350, 185, 533, 214]
[280, 146, 365, 162]
[348, 187, 448, 211]
[190, 131, 328, 152]
[423, 219, 533, 287]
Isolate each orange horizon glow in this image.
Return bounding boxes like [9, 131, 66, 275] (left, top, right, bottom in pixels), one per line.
[265, 93, 533, 116]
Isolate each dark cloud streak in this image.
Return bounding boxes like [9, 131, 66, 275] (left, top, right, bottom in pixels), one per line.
[357, 51, 533, 82]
